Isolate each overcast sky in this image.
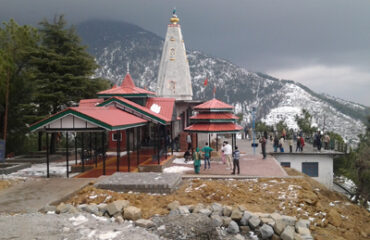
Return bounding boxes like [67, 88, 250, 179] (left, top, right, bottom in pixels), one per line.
[1, 0, 369, 106]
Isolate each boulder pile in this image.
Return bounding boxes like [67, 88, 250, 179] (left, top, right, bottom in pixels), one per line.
[43, 200, 314, 240]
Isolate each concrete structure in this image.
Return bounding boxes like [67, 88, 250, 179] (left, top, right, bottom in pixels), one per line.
[271, 152, 343, 189]
[156, 9, 193, 100]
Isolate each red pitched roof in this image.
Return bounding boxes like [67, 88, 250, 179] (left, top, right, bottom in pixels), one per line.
[99, 96, 172, 124]
[145, 97, 176, 121]
[184, 123, 243, 133]
[190, 113, 238, 120]
[194, 98, 233, 110]
[97, 73, 155, 96]
[72, 106, 147, 127]
[79, 99, 104, 107]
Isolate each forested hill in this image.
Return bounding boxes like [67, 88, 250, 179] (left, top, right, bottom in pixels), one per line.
[77, 19, 368, 142]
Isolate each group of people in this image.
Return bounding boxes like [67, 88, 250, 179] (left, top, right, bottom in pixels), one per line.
[188, 140, 241, 175]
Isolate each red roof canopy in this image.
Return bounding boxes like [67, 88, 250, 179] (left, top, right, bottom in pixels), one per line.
[145, 97, 176, 122]
[190, 113, 238, 120]
[97, 73, 155, 96]
[79, 99, 104, 108]
[194, 98, 233, 111]
[185, 123, 243, 133]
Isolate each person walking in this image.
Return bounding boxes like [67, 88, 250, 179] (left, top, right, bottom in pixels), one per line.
[279, 136, 285, 152]
[288, 137, 293, 153]
[232, 146, 240, 174]
[186, 133, 192, 150]
[222, 141, 233, 169]
[193, 148, 201, 174]
[259, 132, 267, 159]
[221, 142, 226, 164]
[201, 142, 213, 170]
[296, 136, 301, 152]
[316, 131, 322, 151]
[300, 136, 305, 152]
[273, 135, 279, 152]
[324, 134, 330, 150]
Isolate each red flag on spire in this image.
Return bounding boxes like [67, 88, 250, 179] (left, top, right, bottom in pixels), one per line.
[204, 77, 208, 86]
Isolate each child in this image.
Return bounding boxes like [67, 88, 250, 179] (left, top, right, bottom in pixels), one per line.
[193, 148, 201, 174]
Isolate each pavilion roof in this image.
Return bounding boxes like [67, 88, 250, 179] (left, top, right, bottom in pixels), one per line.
[194, 98, 233, 112]
[184, 122, 243, 133]
[97, 73, 155, 97]
[190, 113, 238, 121]
[145, 97, 176, 122]
[30, 106, 147, 132]
[79, 98, 104, 107]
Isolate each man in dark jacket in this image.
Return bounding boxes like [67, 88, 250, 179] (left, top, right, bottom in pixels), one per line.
[232, 146, 241, 174]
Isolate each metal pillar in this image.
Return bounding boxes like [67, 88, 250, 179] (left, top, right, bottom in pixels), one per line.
[252, 107, 256, 155]
[127, 129, 131, 172]
[102, 131, 106, 175]
[216, 134, 219, 151]
[170, 122, 173, 155]
[232, 134, 234, 151]
[157, 125, 160, 164]
[46, 132, 50, 178]
[208, 134, 211, 146]
[89, 132, 92, 165]
[38, 132, 42, 151]
[66, 132, 69, 178]
[74, 133, 78, 165]
[94, 133, 98, 167]
[116, 130, 120, 172]
[136, 127, 139, 167]
[81, 132, 85, 172]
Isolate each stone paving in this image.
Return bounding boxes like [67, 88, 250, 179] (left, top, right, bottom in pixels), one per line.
[95, 172, 182, 193]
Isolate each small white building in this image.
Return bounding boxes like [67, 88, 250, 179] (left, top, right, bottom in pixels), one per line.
[271, 152, 343, 189]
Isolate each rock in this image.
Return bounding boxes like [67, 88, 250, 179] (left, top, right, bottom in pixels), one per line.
[261, 217, 275, 227]
[297, 227, 310, 235]
[295, 219, 310, 230]
[178, 206, 190, 215]
[85, 204, 99, 215]
[227, 220, 240, 234]
[300, 191, 318, 205]
[66, 205, 79, 214]
[230, 208, 243, 221]
[168, 209, 179, 216]
[157, 224, 166, 234]
[55, 203, 68, 214]
[192, 203, 205, 213]
[327, 209, 342, 227]
[106, 200, 129, 216]
[234, 234, 245, 240]
[260, 224, 274, 239]
[211, 215, 223, 227]
[271, 234, 281, 240]
[239, 226, 250, 234]
[222, 217, 232, 227]
[223, 205, 233, 217]
[167, 200, 180, 210]
[240, 211, 252, 226]
[211, 203, 223, 213]
[97, 203, 108, 212]
[254, 212, 270, 218]
[280, 225, 295, 240]
[274, 218, 286, 235]
[115, 216, 124, 223]
[188, 204, 195, 213]
[135, 219, 155, 228]
[281, 215, 297, 226]
[248, 216, 261, 229]
[270, 212, 282, 221]
[198, 208, 212, 216]
[123, 206, 142, 221]
[39, 205, 56, 213]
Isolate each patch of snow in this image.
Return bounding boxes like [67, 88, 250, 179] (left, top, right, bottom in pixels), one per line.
[172, 158, 193, 165]
[98, 231, 121, 240]
[163, 166, 193, 174]
[69, 215, 89, 226]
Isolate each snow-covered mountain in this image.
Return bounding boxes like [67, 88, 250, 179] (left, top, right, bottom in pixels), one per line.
[77, 19, 369, 142]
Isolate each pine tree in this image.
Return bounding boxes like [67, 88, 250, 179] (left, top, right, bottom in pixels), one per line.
[0, 19, 39, 154]
[32, 15, 109, 153]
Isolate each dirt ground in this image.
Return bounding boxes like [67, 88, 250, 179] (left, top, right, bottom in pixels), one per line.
[67, 169, 370, 240]
[0, 180, 17, 191]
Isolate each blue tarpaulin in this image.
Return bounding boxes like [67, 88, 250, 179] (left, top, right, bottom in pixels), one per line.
[0, 139, 5, 162]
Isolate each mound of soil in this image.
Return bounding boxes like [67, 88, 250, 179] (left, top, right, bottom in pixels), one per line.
[67, 173, 370, 240]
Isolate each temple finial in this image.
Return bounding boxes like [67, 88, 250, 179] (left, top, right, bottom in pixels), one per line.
[126, 62, 130, 74]
[170, 7, 179, 24]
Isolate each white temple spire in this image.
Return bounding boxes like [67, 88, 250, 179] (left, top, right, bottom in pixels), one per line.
[156, 9, 193, 100]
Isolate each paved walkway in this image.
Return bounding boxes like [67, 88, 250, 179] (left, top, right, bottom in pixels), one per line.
[0, 178, 92, 214]
[170, 138, 289, 177]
